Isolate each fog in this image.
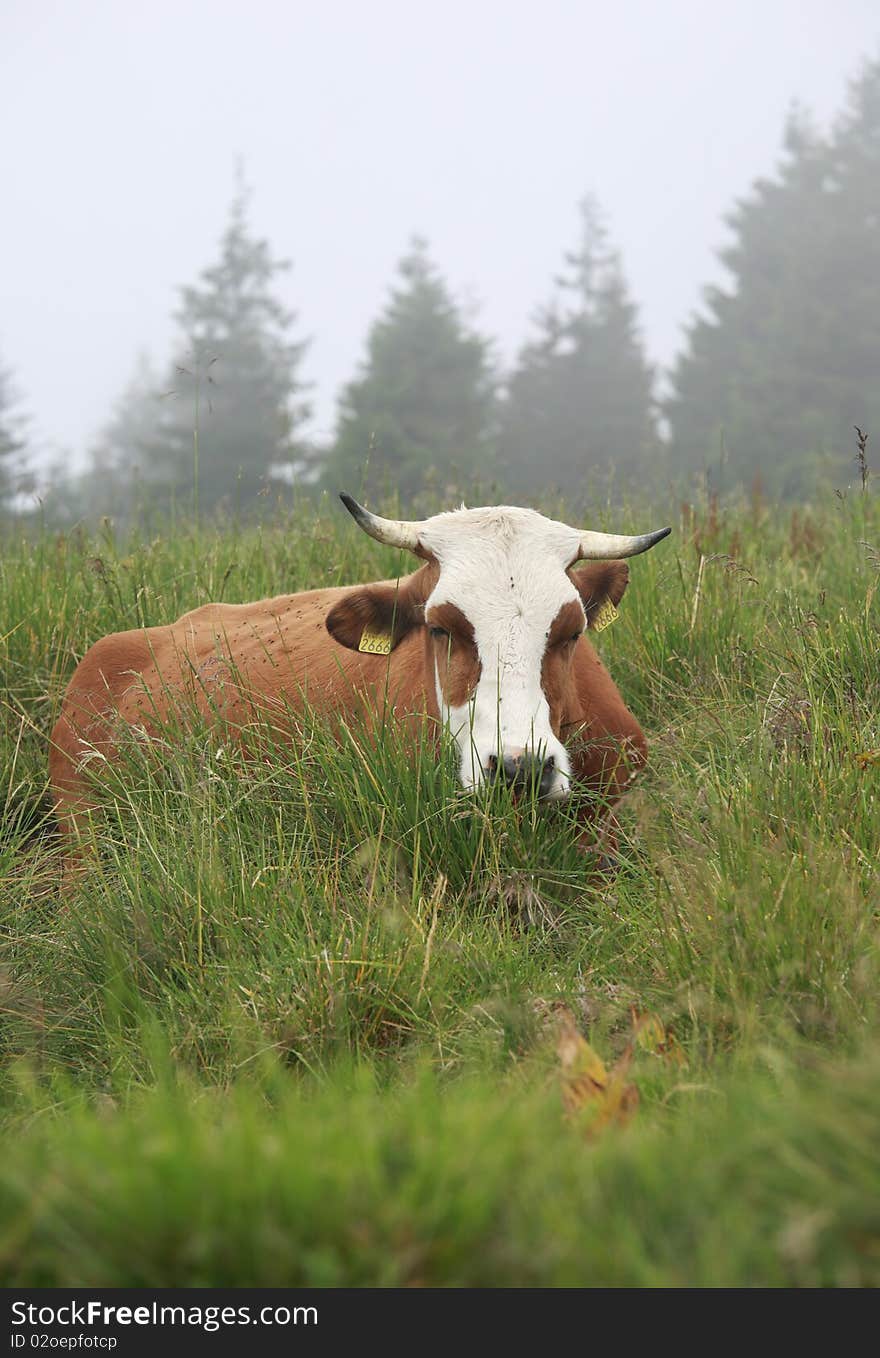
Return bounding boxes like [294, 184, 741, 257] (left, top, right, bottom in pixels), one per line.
[2, 0, 878, 470]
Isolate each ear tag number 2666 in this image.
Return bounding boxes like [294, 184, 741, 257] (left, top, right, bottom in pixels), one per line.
[358, 627, 393, 655]
[591, 599, 619, 633]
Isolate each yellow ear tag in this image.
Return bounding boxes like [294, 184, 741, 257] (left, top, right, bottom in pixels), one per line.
[591, 598, 619, 633]
[358, 626, 392, 655]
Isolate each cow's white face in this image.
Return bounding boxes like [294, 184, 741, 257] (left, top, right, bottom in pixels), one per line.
[327, 497, 669, 799]
[418, 507, 582, 797]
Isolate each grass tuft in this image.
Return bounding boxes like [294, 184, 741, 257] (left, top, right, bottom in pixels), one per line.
[1, 488, 878, 1284]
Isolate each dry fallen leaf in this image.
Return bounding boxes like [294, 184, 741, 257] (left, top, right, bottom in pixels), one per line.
[631, 1008, 688, 1067]
[557, 1007, 639, 1133]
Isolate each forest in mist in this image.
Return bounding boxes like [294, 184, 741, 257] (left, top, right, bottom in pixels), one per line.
[2, 53, 878, 525]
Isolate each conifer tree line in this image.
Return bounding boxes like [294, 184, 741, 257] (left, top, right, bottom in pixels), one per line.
[2, 55, 878, 523]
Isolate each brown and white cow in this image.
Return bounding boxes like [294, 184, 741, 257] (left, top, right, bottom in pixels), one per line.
[49, 496, 669, 859]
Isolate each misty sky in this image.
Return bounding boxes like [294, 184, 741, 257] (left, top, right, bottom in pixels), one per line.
[2, 0, 879, 474]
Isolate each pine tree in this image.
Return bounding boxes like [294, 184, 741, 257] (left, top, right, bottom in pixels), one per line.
[72, 354, 166, 523]
[324, 238, 496, 501]
[152, 183, 311, 514]
[499, 197, 658, 499]
[0, 357, 29, 512]
[31, 359, 163, 530]
[667, 58, 880, 498]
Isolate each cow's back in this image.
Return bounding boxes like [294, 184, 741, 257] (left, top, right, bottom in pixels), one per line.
[49, 582, 430, 846]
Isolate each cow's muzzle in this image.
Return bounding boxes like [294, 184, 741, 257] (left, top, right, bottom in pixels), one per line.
[486, 752, 557, 799]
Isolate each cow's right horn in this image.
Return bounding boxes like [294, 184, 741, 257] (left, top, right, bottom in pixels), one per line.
[339, 493, 424, 554]
[573, 525, 672, 561]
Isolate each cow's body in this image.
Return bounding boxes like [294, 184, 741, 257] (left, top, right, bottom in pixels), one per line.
[51, 501, 669, 863]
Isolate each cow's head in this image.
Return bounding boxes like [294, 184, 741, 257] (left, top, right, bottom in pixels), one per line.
[327, 495, 669, 799]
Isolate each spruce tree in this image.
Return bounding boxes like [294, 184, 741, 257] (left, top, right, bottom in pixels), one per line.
[324, 238, 496, 502]
[499, 197, 658, 499]
[30, 358, 165, 529]
[0, 357, 28, 512]
[152, 184, 311, 514]
[667, 58, 880, 497]
[78, 354, 165, 522]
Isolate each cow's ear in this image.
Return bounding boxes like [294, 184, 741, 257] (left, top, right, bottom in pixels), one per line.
[570, 561, 630, 629]
[326, 583, 424, 653]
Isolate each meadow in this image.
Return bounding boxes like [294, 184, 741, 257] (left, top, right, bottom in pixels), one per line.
[0, 484, 877, 1287]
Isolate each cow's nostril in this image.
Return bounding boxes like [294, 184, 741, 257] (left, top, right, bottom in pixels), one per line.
[485, 752, 557, 794]
[501, 754, 520, 783]
[496, 752, 555, 793]
[539, 757, 557, 795]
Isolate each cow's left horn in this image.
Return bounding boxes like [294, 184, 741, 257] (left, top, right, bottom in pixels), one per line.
[573, 525, 671, 561]
[339, 493, 424, 554]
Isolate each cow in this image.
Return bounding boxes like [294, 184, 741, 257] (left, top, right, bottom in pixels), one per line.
[49, 496, 670, 867]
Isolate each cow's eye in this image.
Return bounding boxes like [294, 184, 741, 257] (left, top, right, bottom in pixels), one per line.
[429, 626, 450, 641]
[570, 630, 583, 644]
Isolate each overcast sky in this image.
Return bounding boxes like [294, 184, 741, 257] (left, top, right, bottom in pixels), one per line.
[2, 0, 878, 472]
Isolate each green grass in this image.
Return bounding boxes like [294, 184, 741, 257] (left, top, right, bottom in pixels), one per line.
[1, 487, 878, 1285]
